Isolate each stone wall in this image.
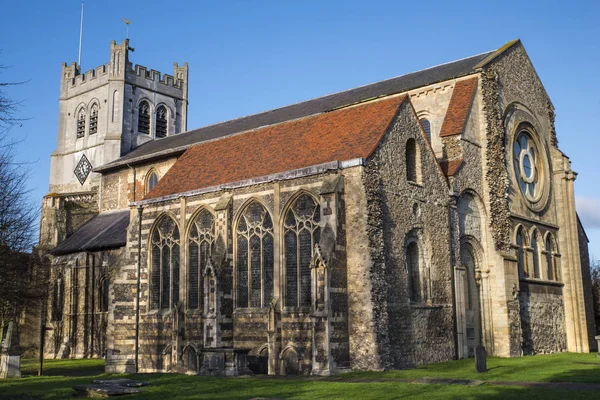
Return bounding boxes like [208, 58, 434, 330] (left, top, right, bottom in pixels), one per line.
[362, 98, 455, 369]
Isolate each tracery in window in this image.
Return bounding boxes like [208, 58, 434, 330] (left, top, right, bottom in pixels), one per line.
[138, 101, 150, 134]
[284, 194, 321, 308]
[77, 108, 86, 138]
[513, 130, 543, 202]
[156, 105, 167, 138]
[89, 104, 98, 135]
[99, 276, 109, 312]
[51, 274, 64, 321]
[188, 208, 215, 310]
[420, 118, 431, 143]
[147, 172, 158, 194]
[406, 138, 420, 183]
[150, 215, 180, 310]
[236, 201, 273, 308]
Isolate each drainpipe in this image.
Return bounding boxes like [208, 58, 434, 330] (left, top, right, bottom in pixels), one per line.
[134, 204, 143, 373]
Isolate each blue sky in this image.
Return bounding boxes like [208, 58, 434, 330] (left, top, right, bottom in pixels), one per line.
[1, 0, 599, 257]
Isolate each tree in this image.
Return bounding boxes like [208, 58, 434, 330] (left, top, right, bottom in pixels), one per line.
[591, 258, 600, 335]
[0, 58, 44, 338]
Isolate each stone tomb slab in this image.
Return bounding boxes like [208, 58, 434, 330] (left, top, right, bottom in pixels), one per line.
[93, 379, 150, 387]
[72, 384, 142, 397]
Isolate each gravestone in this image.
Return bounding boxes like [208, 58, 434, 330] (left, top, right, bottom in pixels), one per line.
[595, 336, 600, 358]
[0, 322, 23, 379]
[475, 344, 487, 373]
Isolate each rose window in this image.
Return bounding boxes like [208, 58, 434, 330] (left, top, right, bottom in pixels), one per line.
[513, 131, 542, 202]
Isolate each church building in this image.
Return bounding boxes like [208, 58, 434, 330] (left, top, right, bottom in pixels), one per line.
[38, 39, 595, 375]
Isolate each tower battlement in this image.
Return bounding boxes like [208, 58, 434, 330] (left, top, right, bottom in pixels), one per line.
[128, 62, 187, 89]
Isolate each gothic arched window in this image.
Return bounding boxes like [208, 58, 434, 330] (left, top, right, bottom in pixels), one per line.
[150, 216, 180, 310]
[156, 105, 168, 138]
[147, 172, 158, 194]
[284, 194, 321, 308]
[516, 227, 527, 278]
[51, 274, 64, 321]
[188, 209, 215, 310]
[99, 276, 110, 312]
[77, 108, 86, 138]
[138, 101, 150, 134]
[545, 233, 560, 281]
[420, 118, 431, 143]
[406, 241, 422, 303]
[236, 201, 274, 308]
[406, 138, 420, 183]
[531, 230, 541, 279]
[89, 104, 98, 135]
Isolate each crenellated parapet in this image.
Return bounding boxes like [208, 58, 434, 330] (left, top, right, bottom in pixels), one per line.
[128, 62, 187, 89]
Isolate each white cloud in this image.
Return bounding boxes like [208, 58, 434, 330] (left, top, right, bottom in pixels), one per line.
[576, 197, 600, 229]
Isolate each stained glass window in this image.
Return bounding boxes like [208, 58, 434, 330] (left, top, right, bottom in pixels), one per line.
[77, 108, 86, 138]
[156, 106, 168, 138]
[138, 101, 150, 134]
[187, 209, 215, 310]
[89, 104, 98, 135]
[150, 216, 180, 310]
[236, 201, 274, 308]
[283, 194, 320, 308]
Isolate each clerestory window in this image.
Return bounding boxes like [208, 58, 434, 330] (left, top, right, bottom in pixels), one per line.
[284, 194, 321, 308]
[420, 118, 431, 143]
[236, 201, 274, 308]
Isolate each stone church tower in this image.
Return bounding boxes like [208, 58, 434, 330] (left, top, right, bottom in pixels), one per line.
[33, 40, 188, 359]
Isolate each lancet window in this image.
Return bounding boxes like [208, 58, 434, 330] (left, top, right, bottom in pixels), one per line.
[545, 233, 560, 281]
[138, 101, 150, 134]
[406, 138, 421, 183]
[516, 227, 528, 278]
[236, 201, 274, 308]
[77, 108, 86, 138]
[99, 276, 109, 312]
[89, 104, 98, 135]
[147, 172, 158, 194]
[284, 194, 321, 308]
[420, 118, 431, 143]
[156, 105, 168, 138]
[150, 216, 180, 310]
[406, 241, 423, 303]
[188, 209, 216, 310]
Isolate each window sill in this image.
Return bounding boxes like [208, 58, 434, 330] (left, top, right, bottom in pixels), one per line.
[407, 181, 423, 188]
[519, 277, 563, 287]
[234, 307, 268, 315]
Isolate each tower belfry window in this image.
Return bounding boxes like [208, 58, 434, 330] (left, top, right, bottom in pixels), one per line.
[89, 104, 98, 135]
[138, 101, 150, 134]
[77, 109, 86, 138]
[156, 106, 167, 138]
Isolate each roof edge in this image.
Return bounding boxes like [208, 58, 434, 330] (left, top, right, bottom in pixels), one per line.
[473, 39, 521, 70]
[133, 158, 365, 207]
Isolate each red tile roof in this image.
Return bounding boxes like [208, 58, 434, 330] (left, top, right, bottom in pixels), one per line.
[440, 159, 464, 177]
[144, 95, 408, 200]
[439, 77, 478, 137]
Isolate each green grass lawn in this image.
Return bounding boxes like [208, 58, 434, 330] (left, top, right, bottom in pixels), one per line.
[0, 353, 599, 399]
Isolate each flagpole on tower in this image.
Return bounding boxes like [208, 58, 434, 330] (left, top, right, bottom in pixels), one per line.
[78, 2, 84, 67]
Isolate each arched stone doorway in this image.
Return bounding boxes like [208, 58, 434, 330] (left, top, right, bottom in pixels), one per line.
[280, 347, 300, 376]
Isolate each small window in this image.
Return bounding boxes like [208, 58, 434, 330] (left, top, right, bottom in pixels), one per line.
[138, 101, 150, 134]
[77, 109, 86, 138]
[156, 106, 168, 138]
[89, 104, 98, 135]
[420, 118, 431, 143]
[531, 231, 541, 278]
[147, 172, 158, 193]
[406, 138, 420, 183]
